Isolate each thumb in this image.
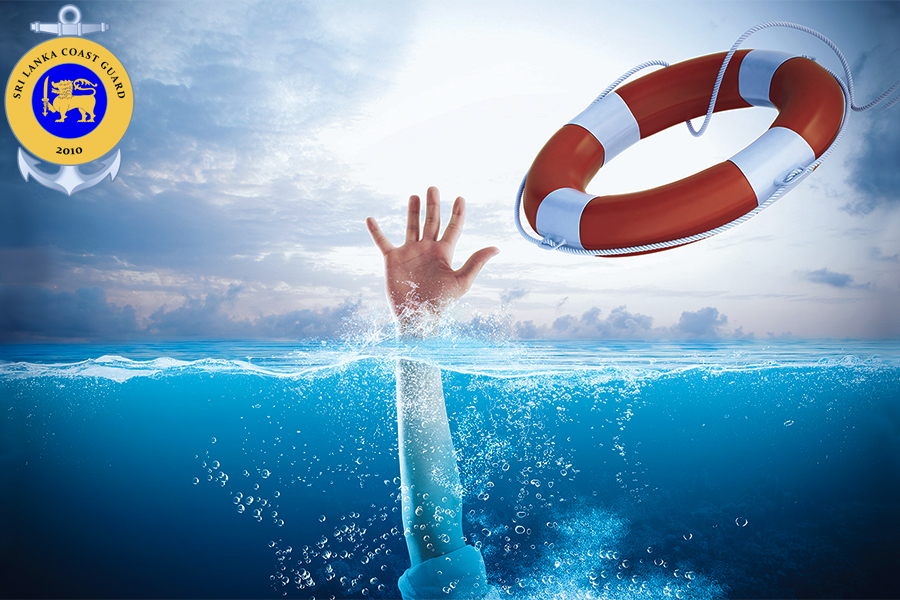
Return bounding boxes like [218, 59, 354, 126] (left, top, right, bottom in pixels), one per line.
[455, 246, 500, 290]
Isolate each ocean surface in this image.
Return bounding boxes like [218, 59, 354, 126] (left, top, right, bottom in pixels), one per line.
[1, 339, 898, 599]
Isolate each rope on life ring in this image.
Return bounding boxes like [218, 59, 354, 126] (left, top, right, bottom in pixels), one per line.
[515, 21, 899, 257]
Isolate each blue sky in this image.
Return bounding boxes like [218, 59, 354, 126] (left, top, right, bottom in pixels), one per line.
[2, 0, 899, 341]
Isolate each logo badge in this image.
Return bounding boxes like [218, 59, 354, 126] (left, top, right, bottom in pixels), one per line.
[5, 5, 133, 195]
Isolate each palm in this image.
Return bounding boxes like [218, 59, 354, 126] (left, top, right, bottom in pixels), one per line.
[367, 187, 498, 331]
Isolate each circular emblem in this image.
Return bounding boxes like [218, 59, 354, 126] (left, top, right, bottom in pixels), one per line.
[5, 36, 132, 165]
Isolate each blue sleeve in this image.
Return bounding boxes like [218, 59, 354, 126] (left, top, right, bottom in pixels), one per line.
[397, 545, 488, 599]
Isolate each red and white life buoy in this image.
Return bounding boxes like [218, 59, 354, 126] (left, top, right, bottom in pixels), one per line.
[522, 49, 845, 256]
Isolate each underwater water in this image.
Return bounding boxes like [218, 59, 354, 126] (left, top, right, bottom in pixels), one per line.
[1, 339, 899, 599]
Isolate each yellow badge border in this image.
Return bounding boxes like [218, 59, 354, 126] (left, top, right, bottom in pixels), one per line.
[5, 37, 133, 165]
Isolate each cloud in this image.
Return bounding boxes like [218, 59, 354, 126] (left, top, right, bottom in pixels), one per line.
[845, 111, 900, 214]
[500, 288, 527, 304]
[870, 247, 900, 262]
[147, 285, 358, 339]
[0, 1, 412, 337]
[0, 286, 139, 341]
[801, 268, 872, 289]
[469, 305, 741, 340]
[0, 284, 357, 341]
[671, 306, 728, 338]
[843, 3, 900, 215]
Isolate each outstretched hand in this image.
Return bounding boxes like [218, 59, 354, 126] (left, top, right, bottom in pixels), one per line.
[367, 187, 499, 335]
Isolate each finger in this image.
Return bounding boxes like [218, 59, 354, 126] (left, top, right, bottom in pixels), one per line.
[455, 246, 500, 290]
[441, 196, 465, 249]
[405, 195, 421, 243]
[366, 217, 394, 255]
[423, 186, 441, 241]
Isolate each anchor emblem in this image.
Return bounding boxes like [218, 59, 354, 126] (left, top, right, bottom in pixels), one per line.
[5, 5, 133, 195]
[18, 147, 120, 196]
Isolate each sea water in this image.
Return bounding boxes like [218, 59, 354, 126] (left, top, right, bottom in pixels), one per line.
[1, 339, 898, 599]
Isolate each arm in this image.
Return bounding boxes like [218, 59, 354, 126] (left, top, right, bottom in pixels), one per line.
[367, 187, 497, 565]
[395, 357, 465, 564]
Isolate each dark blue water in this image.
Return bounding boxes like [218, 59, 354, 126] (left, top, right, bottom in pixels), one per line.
[2, 340, 898, 599]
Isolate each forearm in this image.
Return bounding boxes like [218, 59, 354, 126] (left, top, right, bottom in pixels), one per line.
[396, 358, 466, 566]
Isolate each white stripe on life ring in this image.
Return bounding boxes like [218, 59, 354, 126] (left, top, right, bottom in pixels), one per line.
[568, 92, 641, 164]
[728, 126, 815, 204]
[535, 187, 595, 249]
[739, 49, 797, 108]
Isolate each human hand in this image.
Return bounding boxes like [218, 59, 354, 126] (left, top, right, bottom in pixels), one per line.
[366, 187, 499, 336]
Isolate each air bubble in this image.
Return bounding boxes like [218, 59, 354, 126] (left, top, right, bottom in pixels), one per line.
[735, 517, 749, 527]
[211, 437, 217, 444]
[515, 526, 525, 534]
[319, 515, 326, 522]
[192, 477, 199, 485]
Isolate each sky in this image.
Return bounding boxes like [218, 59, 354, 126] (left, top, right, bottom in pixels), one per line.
[1, 0, 899, 342]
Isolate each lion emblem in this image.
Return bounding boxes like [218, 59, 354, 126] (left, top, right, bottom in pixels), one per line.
[46, 78, 98, 123]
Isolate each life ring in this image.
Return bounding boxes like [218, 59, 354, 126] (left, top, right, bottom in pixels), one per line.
[522, 49, 845, 256]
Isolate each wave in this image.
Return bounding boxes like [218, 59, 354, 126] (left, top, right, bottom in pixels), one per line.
[1, 339, 897, 382]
